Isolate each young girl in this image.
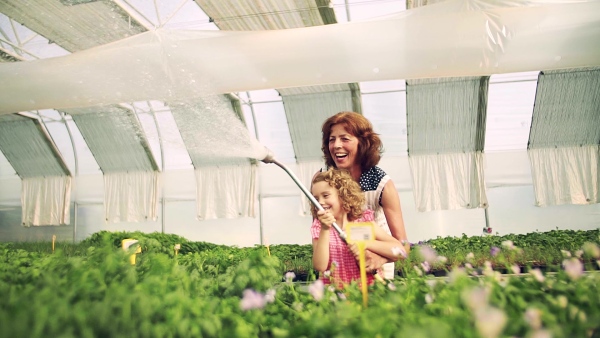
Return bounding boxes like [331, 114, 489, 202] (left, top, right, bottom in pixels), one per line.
[310, 169, 403, 287]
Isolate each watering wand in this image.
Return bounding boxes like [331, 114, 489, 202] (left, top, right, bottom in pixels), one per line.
[261, 148, 387, 283]
[261, 148, 347, 242]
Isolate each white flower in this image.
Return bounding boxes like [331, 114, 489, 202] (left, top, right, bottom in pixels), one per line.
[465, 263, 473, 270]
[524, 308, 542, 330]
[561, 250, 572, 258]
[562, 258, 584, 280]
[501, 240, 514, 250]
[387, 282, 397, 291]
[437, 256, 448, 264]
[530, 268, 545, 283]
[323, 270, 331, 278]
[579, 311, 587, 323]
[574, 250, 583, 258]
[308, 280, 325, 301]
[337, 292, 347, 300]
[425, 293, 434, 304]
[531, 330, 552, 338]
[582, 242, 600, 259]
[557, 295, 568, 308]
[264, 289, 276, 303]
[462, 287, 490, 311]
[510, 264, 520, 275]
[474, 307, 507, 338]
[466, 252, 475, 262]
[421, 261, 431, 272]
[449, 267, 467, 284]
[413, 265, 423, 276]
[285, 271, 296, 283]
[292, 302, 304, 312]
[483, 261, 494, 277]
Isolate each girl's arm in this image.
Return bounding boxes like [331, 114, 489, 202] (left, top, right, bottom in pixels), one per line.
[381, 179, 410, 254]
[312, 210, 334, 271]
[312, 231, 330, 271]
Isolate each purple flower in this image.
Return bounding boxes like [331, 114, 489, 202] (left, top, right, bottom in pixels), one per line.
[240, 289, 266, 311]
[562, 258, 584, 280]
[392, 246, 407, 258]
[530, 268, 545, 283]
[490, 246, 501, 257]
[419, 245, 437, 264]
[240, 288, 276, 311]
[308, 280, 325, 301]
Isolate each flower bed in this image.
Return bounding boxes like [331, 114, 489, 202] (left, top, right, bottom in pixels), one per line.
[0, 229, 598, 337]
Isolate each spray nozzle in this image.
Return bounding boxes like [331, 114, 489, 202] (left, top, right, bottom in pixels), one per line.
[261, 147, 275, 164]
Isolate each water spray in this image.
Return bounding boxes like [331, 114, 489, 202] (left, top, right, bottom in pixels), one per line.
[261, 148, 347, 242]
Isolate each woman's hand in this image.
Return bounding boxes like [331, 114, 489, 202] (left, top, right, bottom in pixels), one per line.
[349, 243, 387, 272]
[316, 209, 335, 230]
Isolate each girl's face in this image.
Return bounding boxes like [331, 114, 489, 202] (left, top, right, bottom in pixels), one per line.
[311, 181, 343, 219]
[328, 124, 359, 170]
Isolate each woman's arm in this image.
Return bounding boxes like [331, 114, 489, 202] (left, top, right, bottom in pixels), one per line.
[350, 227, 403, 262]
[381, 179, 410, 254]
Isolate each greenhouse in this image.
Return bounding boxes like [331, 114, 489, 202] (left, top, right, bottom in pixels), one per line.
[0, 0, 599, 337]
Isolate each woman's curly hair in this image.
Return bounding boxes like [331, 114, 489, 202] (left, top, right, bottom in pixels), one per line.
[321, 111, 383, 172]
[310, 169, 365, 221]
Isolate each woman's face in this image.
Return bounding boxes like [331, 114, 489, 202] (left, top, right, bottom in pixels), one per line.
[328, 124, 359, 170]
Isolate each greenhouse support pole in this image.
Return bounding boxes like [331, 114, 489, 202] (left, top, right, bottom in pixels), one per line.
[73, 202, 78, 243]
[161, 199, 166, 234]
[259, 193, 264, 246]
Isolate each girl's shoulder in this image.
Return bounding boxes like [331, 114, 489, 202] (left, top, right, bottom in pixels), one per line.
[359, 209, 375, 222]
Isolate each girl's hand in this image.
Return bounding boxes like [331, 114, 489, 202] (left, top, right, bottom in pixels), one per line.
[349, 242, 363, 261]
[349, 244, 385, 272]
[316, 210, 335, 230]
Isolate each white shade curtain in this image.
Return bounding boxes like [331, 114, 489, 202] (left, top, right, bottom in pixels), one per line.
[195, 162, 256, 220]
[0, 115, 72, 226]
[169, 97, 261, 220]
[529, 147, 598, 207]
[68, 106, 160, 222]
[104, 171, 159, 223]
[407, 77, 489, 212]
[21, 175, 71, 226]
[528, 68, 600, 207]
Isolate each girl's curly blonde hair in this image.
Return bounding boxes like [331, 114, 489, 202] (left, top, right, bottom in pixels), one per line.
[310, 169, 365, 221]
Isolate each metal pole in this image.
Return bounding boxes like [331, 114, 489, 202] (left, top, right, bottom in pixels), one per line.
[262, 154, 347, 242]
[73, 202, 78, 243]
[259, 193, 264, 246]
